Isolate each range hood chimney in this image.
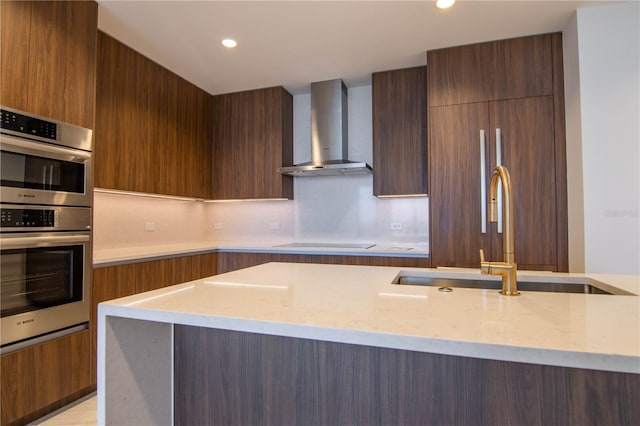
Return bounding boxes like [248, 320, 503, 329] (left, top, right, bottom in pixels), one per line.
[277, 79, 372, 176]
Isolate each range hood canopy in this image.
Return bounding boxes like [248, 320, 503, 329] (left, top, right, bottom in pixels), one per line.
[277, 79, 372, 177]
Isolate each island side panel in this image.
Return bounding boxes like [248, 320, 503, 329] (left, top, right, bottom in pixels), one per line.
[174, 325, 640, 426]
[100, 316, 173, 425]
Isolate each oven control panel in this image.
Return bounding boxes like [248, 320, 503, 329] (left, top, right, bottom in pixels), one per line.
[0, 204, 90, 232]
[1, 208, 55, 228]
[0, 108, 57, 140]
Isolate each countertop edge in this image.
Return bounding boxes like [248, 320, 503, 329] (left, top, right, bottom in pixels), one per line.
[98, 303, 640, 375]
[93, 244, 430, 267]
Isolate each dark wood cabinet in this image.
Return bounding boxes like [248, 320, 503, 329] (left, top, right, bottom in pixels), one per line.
[430, 97, 560, 270]
[95, 31, 212, 198]
[428, 34, 553, 107]
[216, 252, 430, 274]
[428, 33, 567, 272]
[0, 0, 97, 129]
[1, 330, 93, 426]
[90, 253, 218, 384]
[211, 87, 293, 200]
[175, 326, 640, 426]
[429, 102, 491, 268]
[372, 66, 428, 197]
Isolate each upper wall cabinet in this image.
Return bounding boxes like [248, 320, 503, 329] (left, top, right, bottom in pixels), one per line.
[211, 87, 293, 200]
[372, 66, 428, 197]
[0, 0, 97, 129]
[95, 32, 212, 199]
[428, 34, 554, 107]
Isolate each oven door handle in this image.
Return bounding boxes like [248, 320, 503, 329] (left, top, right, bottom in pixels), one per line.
[0, 234, 90, 248]
[0, 134, 91, 162]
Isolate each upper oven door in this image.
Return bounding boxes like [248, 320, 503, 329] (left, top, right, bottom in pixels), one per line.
[0, 134, 92, 207]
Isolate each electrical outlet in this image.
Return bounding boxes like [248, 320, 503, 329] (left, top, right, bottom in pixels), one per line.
[390, 222, 402, 231]
[213, 222, 224, 230]
[144, 222, 155, 232]
[270, 222, 280, 230]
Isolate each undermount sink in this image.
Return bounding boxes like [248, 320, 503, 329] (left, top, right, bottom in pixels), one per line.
[392, 273, 635, 295]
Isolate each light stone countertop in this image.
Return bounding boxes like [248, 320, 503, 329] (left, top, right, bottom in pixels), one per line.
[98, 262, 640, 374]
[93, 241, 429, 267]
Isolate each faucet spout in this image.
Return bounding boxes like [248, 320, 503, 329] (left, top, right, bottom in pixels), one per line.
[480, 165, 519, 296]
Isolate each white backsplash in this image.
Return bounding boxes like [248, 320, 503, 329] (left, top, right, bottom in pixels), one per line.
[93, 84, 429, 250]
[94, 191, 428, 249]
[205, 179, 428, 245]
[93, 192, 208, 250]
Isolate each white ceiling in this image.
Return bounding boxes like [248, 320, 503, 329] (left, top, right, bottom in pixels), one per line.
[97, 0, 609, 95]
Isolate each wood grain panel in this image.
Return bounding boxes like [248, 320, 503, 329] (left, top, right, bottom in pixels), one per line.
[489, 96, 556, 267]
[428, 40, 494, 107]
[428, 34, 553, 107]
[31, 330, 92, 412]
[95, 32, 144, 192]
[27, 0, 97, 128]
[1, 331, 93, 426]
[490, 33, 553, 102]
[189, 253, 218, 279]
[372, 66, 427, 196]
[1, 340, 34, 425]
[174, 326, 640, 426]
[0, 0, 32, 113]
[211, 87, 293, 200]
[429, 103, 491, 268]
[216, 252, 430, 274]
[95, 31, 212, 198]
[0, 0, 97, 128]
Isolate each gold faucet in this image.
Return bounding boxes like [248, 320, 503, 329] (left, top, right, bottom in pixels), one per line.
[480, 165, 519, 296]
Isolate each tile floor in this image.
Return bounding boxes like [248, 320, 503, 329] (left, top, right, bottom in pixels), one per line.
[29, 394, 96, 426]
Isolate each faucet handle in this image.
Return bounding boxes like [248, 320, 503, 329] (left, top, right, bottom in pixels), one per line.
[479, 249, 489, 274]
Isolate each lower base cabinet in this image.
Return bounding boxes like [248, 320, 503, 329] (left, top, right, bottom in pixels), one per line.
[174, 326, 639, 426]
[91, 252, 218, 384]
[1, 330, 93, 426]
[216, 252, 431, 274]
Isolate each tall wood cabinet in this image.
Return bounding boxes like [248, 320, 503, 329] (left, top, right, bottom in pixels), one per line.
[95, 31, 212, 198]
[0, 0, 97, 129]
[428, 33, 568, 272]
[372, 66, 427, 197]
[211, 87, 293, 200]
[1, 2, 97, 425]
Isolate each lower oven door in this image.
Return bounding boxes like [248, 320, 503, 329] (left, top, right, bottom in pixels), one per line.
[1, 231, 91, 349]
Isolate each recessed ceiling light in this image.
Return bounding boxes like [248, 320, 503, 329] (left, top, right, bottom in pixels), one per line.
[436, 0, 456, 9]
[221, 38, 238, 48]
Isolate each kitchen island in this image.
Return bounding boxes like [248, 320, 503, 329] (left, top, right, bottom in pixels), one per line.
[97, 262, 640, 425]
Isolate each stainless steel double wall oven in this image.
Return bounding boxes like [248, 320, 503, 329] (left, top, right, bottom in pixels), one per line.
[0, 107, 93, 352]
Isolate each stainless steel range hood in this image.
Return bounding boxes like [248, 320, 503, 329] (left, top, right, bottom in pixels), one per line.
[277, 79, 372, 176]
